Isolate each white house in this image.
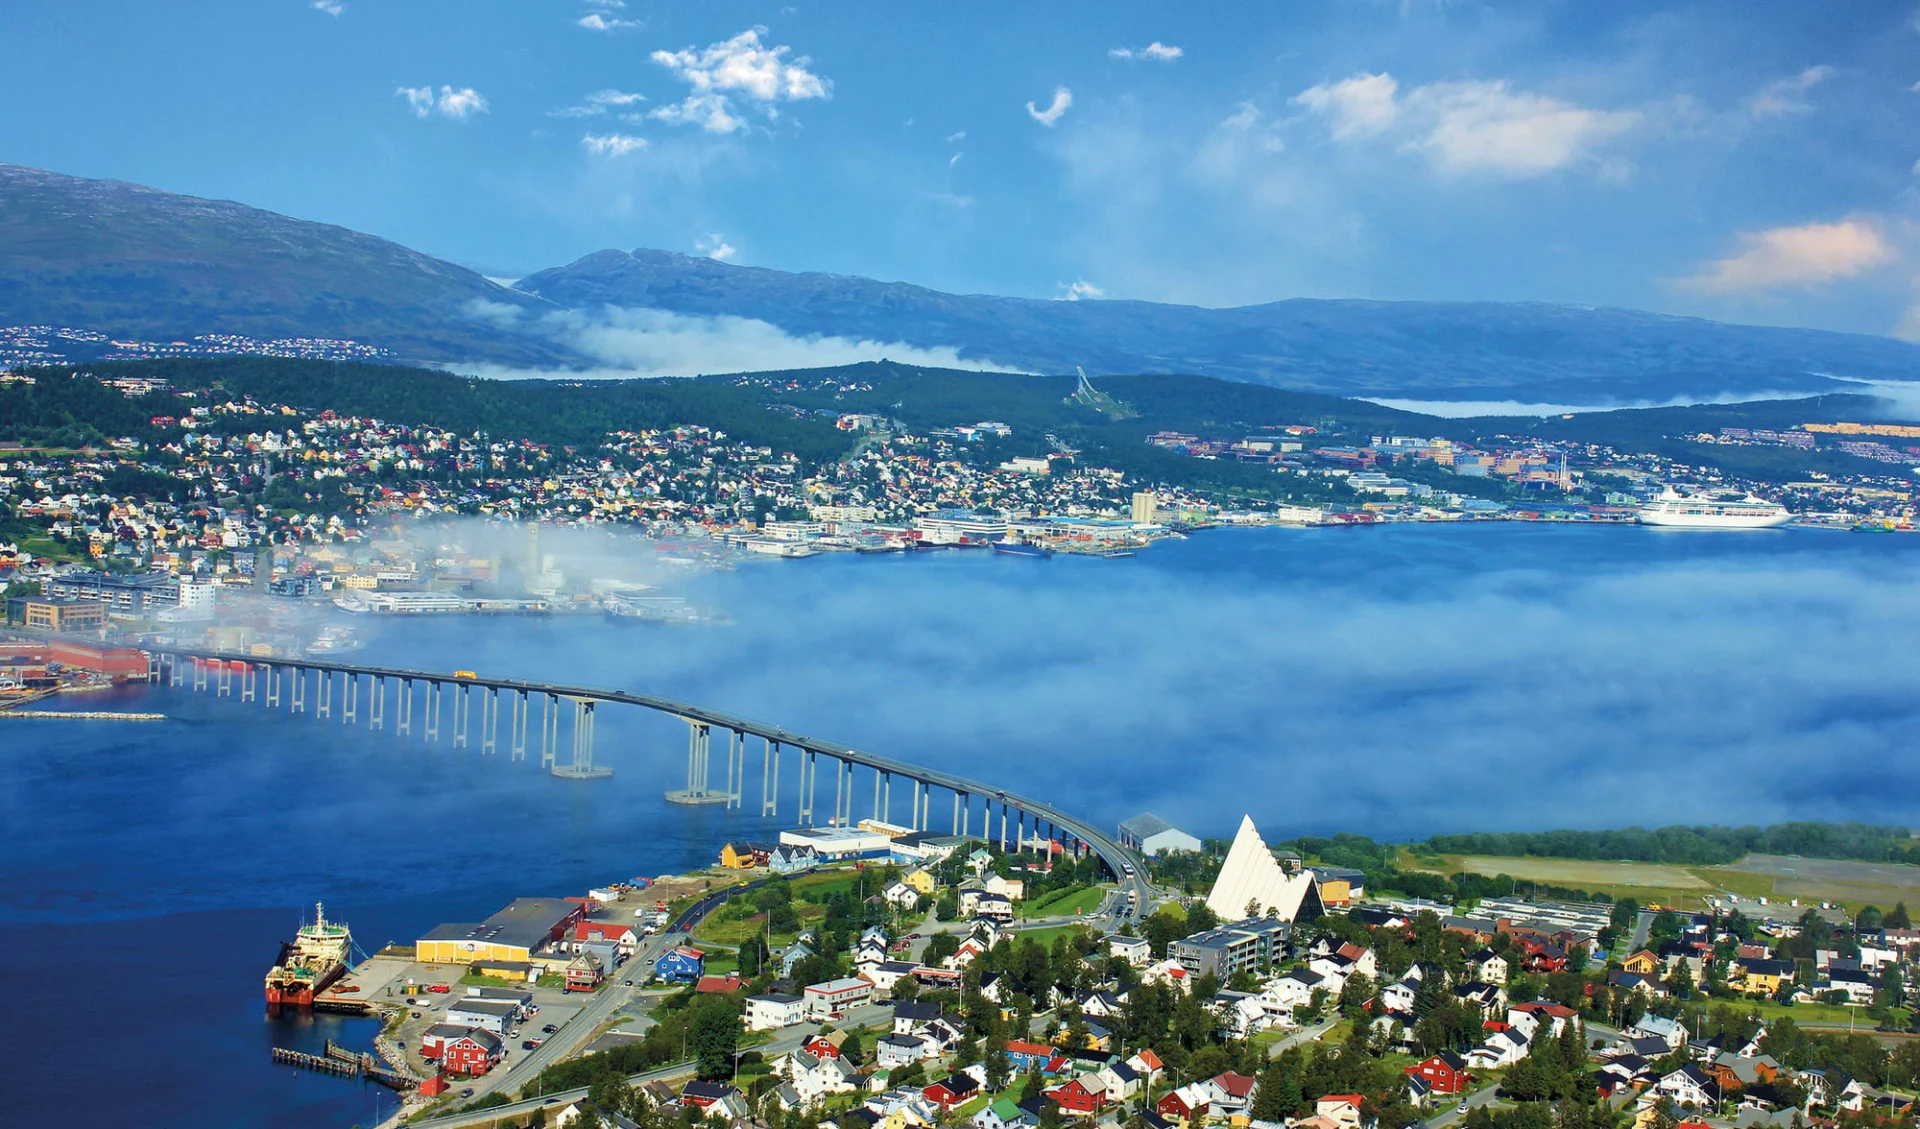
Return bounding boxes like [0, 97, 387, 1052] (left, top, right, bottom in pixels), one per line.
[1627, 1015, 1690, 1050]
[1465, 1029, 1530, 1070]
[746, 992, 806, 1031]
[883, 881, 921, 910]
[1109, 935, 1152, 966]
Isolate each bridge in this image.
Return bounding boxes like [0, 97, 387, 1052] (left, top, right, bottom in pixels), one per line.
[135, 644, 1149, 899]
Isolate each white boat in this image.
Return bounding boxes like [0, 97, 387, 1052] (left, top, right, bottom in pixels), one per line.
[1637, 487, 1792, 529]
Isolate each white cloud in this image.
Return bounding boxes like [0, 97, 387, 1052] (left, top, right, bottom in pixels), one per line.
[312, 0, 344, 16]
[463, 305, 1029, 379]
[1026, 87, 1073, 127]
[1110, 41, 1183, 62]
[650, 92, 746, 134]
[578, 12, 642, 32]
[1059, 280, 1105, 301]
[1295, 72, 1638, 178]
[696, 233, 737, 261]
[552, 89, 647, 119]
[945, 130, 966, 143]
[581, 133, 647, 158]
[949, 152, 962, 167]
[1681, 218, 1895, 294]
[397, 85, 489, 121]
[1747, 65, 1834, 118]
[1292, 73, 1400, 140]
[1407, 81, 1639, 176]
[647, 27, 828, 136]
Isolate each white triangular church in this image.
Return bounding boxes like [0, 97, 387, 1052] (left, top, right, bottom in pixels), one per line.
[1204, 815, 1324, 923]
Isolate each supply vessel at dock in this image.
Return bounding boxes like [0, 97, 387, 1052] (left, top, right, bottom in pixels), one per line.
[265, 903, 352, 1008]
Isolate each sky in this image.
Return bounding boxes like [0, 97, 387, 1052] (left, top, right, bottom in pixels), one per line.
[5, 1, 1920, 339]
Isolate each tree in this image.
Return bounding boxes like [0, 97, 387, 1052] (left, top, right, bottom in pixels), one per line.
[1665, 960, 1695, 1001]
[1886, 903, 1911, 930]
[1339, 972, 1376, 1019]
[689, 996, 743, 1079]
[1250, 1059, 1296, 1123]
[985, 1044, 1012, 1093]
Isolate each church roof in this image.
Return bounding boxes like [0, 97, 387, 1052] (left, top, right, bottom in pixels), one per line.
[1204, 815, 1321, 922]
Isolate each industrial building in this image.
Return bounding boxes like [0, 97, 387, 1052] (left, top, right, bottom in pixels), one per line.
[1117, 813, 1203, 857]
[416, 897, 587, 965]
[779, 825, 895, 860]
[6, 596, 106, 631]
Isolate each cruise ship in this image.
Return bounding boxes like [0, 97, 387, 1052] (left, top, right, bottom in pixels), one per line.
[1638, 487, 1792, 529]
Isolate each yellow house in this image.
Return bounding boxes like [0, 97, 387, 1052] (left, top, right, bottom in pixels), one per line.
[719, 842, 765, 870]
[1729, 957, 1795, 996]
[903, 868, 938, 896]
[1622, 950, 1661, 976]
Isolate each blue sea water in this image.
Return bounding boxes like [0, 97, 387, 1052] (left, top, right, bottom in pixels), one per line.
[5, 524, 1920, 1127]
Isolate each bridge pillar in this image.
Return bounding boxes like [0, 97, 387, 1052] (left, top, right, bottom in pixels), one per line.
[370, 676, 385, 731]
[800, 751, 815, 825]
[1000, 803, 1008, 852]
[453, 684, 469, 748]
[236, 663, 252, 703]
[266, 665, 280, 708]
[510, 691, 527, 760]
[217, 661, 231, 698]
[170, 654, 183, 687]
[883, 772, 892, 824]
[872, 768, 881, 823]
[397, 679, 412, 738]
[540, 693, 559, 768]
[564, 699, 596, 774]
[344, 673, 357, 725]
[425, 682, 440, 743]
[291, 667, 305, 714]
[317, 670, 331, 719]
[480, 688, 497, 754]
[761, 738, 777, 818]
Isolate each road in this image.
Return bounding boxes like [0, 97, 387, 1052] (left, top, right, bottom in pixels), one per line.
[415, 999, 892, 1129]
[1268, 1017, 1338, 1058]
[460, 879, 769, 1105]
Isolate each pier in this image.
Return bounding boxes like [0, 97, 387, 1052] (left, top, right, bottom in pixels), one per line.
[270, 1041, 417, 1090]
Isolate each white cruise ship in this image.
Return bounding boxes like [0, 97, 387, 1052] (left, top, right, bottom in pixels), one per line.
[1638, 487, 1792, 529]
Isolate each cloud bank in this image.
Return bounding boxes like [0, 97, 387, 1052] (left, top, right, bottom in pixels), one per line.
[463, 302, 1029, 379]
[1682, 218, 1893, 294]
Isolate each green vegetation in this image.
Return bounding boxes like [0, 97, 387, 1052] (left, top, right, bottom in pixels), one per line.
[1428, 822, 1918, 867]
[1022, 884, 1105, 917]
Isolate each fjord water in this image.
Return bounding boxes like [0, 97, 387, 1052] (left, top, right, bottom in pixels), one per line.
[6, 524, 1920, 1128]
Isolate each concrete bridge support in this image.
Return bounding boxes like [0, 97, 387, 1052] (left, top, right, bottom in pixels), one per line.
[291, 667, 305, 714]
[317, 670, 331, 719]
[510, 691, 528, 760]
[539, 693, 559, 768]
[762, 738, 778, 818]
[425, 681, 441, 743]
[453, 684, 469, 748]
[265, 665, 279, 708]
[369, 676, 385, 731]
[397, 679, 413, 738]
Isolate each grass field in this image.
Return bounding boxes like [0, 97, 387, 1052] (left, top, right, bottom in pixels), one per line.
[1432, 852, 1920, 915]
[1024, 885, 1107, 917]
[1005, 924, 1089, 949]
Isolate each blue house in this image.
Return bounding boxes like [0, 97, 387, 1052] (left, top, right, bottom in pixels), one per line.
[655, 945, 706, 983]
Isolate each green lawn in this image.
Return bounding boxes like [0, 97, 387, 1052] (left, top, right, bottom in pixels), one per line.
[1005, 924, 1092, 949]
[1024, 885, 1108, 917]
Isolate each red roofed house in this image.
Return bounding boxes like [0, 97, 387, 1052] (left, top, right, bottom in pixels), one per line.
[1208, 1072, 1258, 1114]
[1405, 1052, 1473, 1096]
[1317, 1095, 1365, 1127]
[573, 919, 638, 956]
[697, 972, 744, 994]
[1127, 1049, 1165, 1087]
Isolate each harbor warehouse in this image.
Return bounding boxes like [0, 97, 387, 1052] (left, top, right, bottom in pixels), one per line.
[416, 898, 586, 964]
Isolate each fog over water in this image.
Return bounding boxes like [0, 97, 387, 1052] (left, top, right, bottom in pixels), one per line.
[4, 523, 1918, 1127]
[386, 522, 1920, 840]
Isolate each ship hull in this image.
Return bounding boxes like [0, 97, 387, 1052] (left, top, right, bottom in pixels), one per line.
[266, 961, 345, 1008]
[1638, 510, 1792, 529]
[993, 543, 1052, 558]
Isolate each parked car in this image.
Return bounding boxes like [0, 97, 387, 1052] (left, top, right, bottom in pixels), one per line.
[460, 1088, 474, 1098]
[523, 1040, 539, 1050]
[542, 1024, 558, 1033]
[428, 984, 451, 994]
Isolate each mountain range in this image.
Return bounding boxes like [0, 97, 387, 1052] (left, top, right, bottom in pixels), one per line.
[5, 161, 1919, 404]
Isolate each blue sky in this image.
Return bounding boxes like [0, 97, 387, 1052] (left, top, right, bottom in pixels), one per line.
[5, 0, 1920, 338]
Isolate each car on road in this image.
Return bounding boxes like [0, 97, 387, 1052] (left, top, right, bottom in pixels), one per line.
[1456, 1103, 1470, 1114]
[624, 979, 634, 985]
[542, 1024, 558, 1033]
[461, 1088, 474, 1098]
[523, 1039, 540, 1050]
[508, 1027, 520, 1038]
